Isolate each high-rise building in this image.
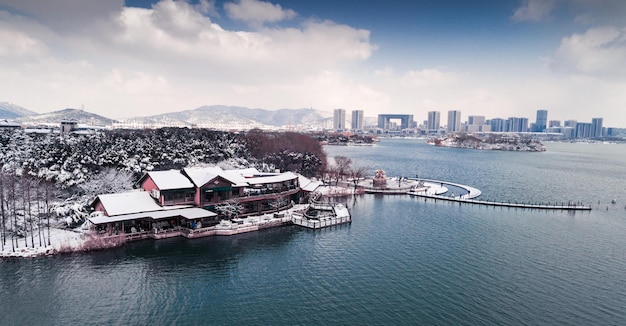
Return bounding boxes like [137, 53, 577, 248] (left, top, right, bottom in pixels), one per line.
[351, 110, 364, 131]
[549, 120, 561, 128]
[506, 117, 529, 132]
[591, 117, 603, 138]
[534, 109, 548, 132]
[333, 109, 346, 131]
[564, 120, 577, 128]
[427, 111, 440, 132]
[490, 118, 506, 132]
[377, 114, 414, 131]
[466, 115, 487, 133]
[447, 110, 461, 133]
[468, 115, 485, 126]
[575, 122, 593, 138]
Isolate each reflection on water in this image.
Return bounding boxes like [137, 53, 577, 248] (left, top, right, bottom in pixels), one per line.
[1, 140, 626, 325]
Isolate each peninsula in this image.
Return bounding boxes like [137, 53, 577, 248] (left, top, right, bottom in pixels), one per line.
[431, 133, 547, 152]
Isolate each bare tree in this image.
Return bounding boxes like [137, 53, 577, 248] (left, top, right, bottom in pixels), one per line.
[351, 165, 368, 190]
[23, 173, 35, 248]
[0, 171, 5, 251]
[7, 172, 18, 251]
[334, 156, 352, 181]
[269, 194, 288, 212]
[35, 178, 44, 247]
[215, 200, 244, 220]
[43, 179, 54, 246]
[326, 166, 340, 186]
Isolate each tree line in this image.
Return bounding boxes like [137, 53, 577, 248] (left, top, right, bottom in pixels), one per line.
[0, 127, 327, 251]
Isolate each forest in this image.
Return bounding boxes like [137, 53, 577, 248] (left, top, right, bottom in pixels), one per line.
[0, 127, 326, 251]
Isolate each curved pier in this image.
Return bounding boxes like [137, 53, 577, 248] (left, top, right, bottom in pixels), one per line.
[407, 178, 591, 211]
[413, 178, 481, 199]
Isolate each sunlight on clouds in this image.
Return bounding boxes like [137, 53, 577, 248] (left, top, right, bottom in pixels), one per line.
[552, 26, 626, 79]
[151, 0, 216, 37]
[106, 69, 169, 94]
[273, 70, 390, 112]
[400, 69, 457, 87]
[0, 28, 48, 58]
[225, 0, 296, 25]
[2, 0, 622, 125]
[0, 0, 377, 117]
[374, 66, 394, 78]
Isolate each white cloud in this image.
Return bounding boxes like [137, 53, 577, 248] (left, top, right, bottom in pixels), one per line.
[0, 0, 124, 33]
[105, 69, 169, 95]
[195, 0, 218, 16]
[0, 28, 48, 58]
[1, 1, 625, 127]
[0, 0, 375, 118]
[512, 0, 626, 24]
[149, 0, 216, 38]
[511, 0, 557, 22]
[400, 69, 457, 87]
[551, 26, 626, 79]
[374, 66, 394, 78]
[224, 0, 296, 26]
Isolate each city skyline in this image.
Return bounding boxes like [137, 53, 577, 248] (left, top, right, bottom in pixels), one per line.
[1, 0, 625, 125]
[416, 109, 610, 134]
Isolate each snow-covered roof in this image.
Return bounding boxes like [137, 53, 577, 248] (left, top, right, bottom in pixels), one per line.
[184, 166, 248, 187]
[246, 172, 299, 185]
[226, 167, 261, 178]
[145, 170, 194, 190]
[95, 191, 168, 216]
[89, 207, 216, 224]
[0, 120, 21, 128]
[298, 175, 322, 192]
[220, 170, 249, 187]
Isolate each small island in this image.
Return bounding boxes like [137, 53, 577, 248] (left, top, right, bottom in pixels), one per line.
[431, 133, 547, 152]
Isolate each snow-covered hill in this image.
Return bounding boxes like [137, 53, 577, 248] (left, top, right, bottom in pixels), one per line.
[2, 102, 379, 130]
[16, 108, 117, 126]
[123, 105, 332, 129]
[0, 102, 37, 119]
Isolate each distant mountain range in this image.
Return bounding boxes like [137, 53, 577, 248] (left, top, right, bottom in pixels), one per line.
[15, 108, 117, 126]
[124, 105, 332, 129]
[0, 102, 37, 119]
[1, 103, 378, 130]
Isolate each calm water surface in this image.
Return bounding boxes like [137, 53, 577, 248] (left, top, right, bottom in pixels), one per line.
[2, 139, 625, 325]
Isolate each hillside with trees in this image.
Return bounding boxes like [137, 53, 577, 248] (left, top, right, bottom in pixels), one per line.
[0, 128, 325, 252]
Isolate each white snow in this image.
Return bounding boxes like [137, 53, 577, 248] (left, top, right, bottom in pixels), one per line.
[246, 172, 299, 185]
[144, 170, 194, 190]
[298, 174, 323, 192]
[184, 166, 230, 187]
[0, 227, 88, 258]
[94, 190, 164, 216]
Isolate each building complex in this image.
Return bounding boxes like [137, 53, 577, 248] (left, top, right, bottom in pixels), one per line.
[89, 166, 324, 239]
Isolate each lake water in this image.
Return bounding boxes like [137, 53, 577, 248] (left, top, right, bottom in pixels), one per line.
[1, 139, 625, 325]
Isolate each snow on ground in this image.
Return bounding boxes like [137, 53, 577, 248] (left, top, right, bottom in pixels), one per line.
[0, 227, 88, 258]
[422, 182, 448, 195]
[316, 185, 357, 196]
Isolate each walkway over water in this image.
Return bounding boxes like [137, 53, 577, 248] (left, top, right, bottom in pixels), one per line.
[412, 178, 482, 199]
[407, 178, 591, 211]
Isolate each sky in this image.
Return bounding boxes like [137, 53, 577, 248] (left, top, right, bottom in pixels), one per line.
[1, 0, 625, 127]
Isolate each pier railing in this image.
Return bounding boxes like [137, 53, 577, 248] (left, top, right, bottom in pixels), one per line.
[411, 192, 591, 210]
[291, 213, 351, 229]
